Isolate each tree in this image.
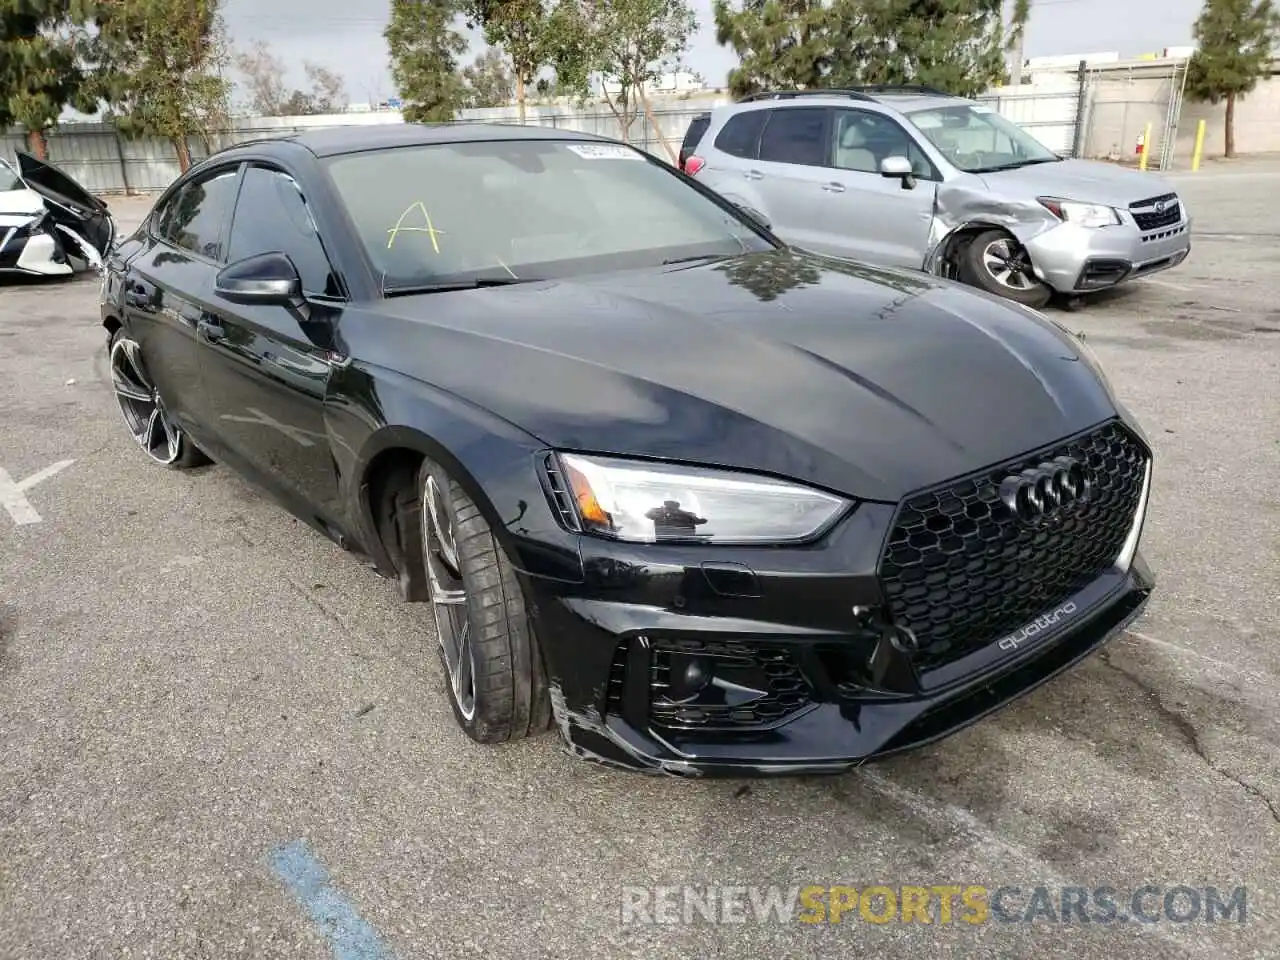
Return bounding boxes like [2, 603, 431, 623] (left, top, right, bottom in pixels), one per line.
[386, 0, 467, 122]
[461, 0, 554, 122]
[0, 1, 97, 158]
[713, 0, 835, 96]
[92, 0, 232, 172]
[234, 38, 288, 115]
[712, 0, 1025, 99]
[580, 0, 697, 142]
[1185, 0, 1280, 158]
[462, 47, 514, 107]
[235, 41, 348, 116]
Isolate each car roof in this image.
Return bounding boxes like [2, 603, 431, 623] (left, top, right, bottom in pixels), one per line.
[275, 122, 613, 158]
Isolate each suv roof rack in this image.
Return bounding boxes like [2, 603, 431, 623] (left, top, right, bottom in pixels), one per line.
[845, 84, 951, 96]
[736, 89, 877, 103]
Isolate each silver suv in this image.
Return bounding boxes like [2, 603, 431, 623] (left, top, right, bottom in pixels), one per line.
[685, 87, 1192, 308]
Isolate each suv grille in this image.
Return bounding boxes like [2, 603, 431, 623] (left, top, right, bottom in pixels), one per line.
[1130, 193, 1181, 231]
[879, 422, 1148, 672]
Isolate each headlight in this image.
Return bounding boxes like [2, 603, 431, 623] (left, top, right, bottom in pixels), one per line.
[554, 453, 852, 544]
[1038, 197, 1121, 228]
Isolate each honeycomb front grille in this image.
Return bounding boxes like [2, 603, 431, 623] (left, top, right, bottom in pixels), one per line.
[649, 638, 811, 730]
[879, 422, 1148, 672]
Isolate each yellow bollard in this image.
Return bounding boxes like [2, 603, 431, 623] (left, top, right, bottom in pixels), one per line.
[1139, 121, 1152, 171]
[1191, 118, 1206, 172]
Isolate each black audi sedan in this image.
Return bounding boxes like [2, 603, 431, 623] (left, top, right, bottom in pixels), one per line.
[99, 123, 1155, 776]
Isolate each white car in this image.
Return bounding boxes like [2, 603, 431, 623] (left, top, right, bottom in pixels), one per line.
[1, 152, 115, 278]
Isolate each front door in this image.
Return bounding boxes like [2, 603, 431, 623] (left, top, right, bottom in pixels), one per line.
[816, 109, 939, 268]
[196, 164, 347, 522]
[122, 164, 243, 436]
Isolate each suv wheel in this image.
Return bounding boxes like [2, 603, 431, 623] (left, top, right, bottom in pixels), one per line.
[960, 230, 1052, 308]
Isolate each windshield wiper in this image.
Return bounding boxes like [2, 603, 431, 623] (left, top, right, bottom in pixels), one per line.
[970, 156, 1063, 173]
[383, 277, 537, 297]
[662, 253, 732, 266]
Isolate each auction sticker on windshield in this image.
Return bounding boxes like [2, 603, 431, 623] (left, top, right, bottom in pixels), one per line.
[566, 144, 644, 160]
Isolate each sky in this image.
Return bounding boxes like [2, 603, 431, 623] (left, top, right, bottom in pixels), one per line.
[220, 0, 1205, 105]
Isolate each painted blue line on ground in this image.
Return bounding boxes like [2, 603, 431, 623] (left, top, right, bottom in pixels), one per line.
[269, 839, 395, 960]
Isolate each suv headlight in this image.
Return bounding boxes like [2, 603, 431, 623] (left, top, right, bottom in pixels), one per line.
[554, 453, 852, 544]
[1038, 197, 1121, 228]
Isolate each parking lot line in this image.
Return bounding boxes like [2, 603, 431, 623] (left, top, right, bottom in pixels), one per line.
[0, 459, 75, 525]
[269, 840, 395, 960]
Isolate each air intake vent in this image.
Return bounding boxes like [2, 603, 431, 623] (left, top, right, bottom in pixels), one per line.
[543, 454, 581, 531]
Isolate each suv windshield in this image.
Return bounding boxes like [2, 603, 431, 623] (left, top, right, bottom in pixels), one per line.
[325, 139, 774, 293]
[906, 105, 1061, 174]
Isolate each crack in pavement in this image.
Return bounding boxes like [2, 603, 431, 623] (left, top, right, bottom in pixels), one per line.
[1099, 652, 1280, 827]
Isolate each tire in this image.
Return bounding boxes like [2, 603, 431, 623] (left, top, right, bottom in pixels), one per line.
[417, 457, 552, 743]
[959, 229, 1053, 308]
[108, 328, 210, 469]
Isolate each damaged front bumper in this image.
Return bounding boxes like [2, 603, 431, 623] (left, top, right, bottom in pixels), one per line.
[538, 557, 1153, 777]
[528, 417, 1155, 777]
[0, 213, 106, 277]
[1023, 213, 1192, 295]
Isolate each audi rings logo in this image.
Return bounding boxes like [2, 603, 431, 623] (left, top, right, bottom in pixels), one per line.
[999, 456, 1092, 525]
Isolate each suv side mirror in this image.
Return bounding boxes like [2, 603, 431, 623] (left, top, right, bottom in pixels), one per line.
[880, 155, 917, 190]
[734, 203, 772, 231]
[215, 252, 303, 306]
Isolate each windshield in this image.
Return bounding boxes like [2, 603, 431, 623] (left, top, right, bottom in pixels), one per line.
[0, 160, 23, 191]
[325, 139, 775, 292]
[906, 105, 1060, 173]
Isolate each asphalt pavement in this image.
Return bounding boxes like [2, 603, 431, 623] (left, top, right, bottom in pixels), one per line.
[0, 159, 1277, 959]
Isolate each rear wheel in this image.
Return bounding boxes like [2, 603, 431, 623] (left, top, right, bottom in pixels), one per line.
[418, 458, 551, 743]
[960, 230, 1053, 308]
[108, 329, 209, 469]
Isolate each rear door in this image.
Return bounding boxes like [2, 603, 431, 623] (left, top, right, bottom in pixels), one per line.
[816, 109, 938, 267]
[748, 107, 835, 250]
[195, 163, 345, 519]
[122, 164, 243, 436]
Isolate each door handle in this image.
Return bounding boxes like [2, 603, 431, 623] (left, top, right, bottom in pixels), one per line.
[197, 318, 226, 343]
[822, 182, 846, 193]
[743, 169, 764, 180]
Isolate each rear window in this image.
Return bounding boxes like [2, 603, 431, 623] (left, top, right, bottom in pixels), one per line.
[681, 115, 710, 158]
[714, 110, 767, 159]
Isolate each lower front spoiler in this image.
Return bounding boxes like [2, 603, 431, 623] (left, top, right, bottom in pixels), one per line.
[553, 559, 1154, 778]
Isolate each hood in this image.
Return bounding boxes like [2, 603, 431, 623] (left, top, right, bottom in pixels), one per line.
[16, 151, 109, 215]
[983, 158, 1177, 208]
[0, 186, 45, 218]
[347, 251, 1118, 503]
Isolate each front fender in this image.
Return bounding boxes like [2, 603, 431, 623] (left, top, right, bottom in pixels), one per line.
[326, 360, 585, 585]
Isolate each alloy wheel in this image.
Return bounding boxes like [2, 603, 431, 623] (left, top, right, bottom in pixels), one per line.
[422, 475, 476, 720]
[981, 238, 1037, 291]
[109, 337, 183, 465]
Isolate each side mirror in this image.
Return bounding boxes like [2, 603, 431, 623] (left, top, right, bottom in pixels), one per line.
[734, 203, 772, 231]
[879, 155, 917, 190]
[215, 252, 302, 306]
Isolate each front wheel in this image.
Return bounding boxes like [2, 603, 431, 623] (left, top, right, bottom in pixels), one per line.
[418, 458, 552, 743]
[108, 329, 210, 469]
[959, 230, 1053, 308]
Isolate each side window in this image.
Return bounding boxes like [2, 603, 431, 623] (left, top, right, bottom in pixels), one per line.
[226, 166, 340, 298]
[833, 110, 937, 179]
[714, 110, 767, 159]
[757, 108, 829, 166]
[159, 167, 241, 261]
